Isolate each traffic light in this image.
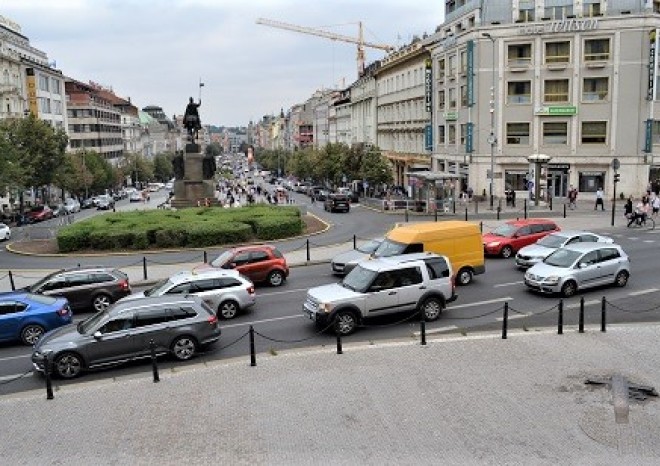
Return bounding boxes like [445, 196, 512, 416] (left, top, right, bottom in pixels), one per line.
[614, 173, 620, 183]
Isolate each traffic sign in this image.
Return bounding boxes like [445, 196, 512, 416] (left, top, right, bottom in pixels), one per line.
[611, 158, 620, 170]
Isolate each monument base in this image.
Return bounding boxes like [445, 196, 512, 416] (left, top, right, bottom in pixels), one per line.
[170, 145, 216, 208]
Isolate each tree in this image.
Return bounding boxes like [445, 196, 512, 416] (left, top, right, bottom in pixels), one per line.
[205, 142, 222, 157]
[153, 153, 174, 182]
[360, 147, 393, 187]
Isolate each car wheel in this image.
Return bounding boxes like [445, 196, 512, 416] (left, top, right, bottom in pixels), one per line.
[218, 300, 240, 319]
[421, 297, 443, 321]
[334, 311, 358, 336]
[20, 324, 45, 345]
[92, 293, 113, 312]
[561, 280, 578, 297]
[500, 246, 514, 259]
[171, 336, 197, 361]
[267, 270, 285, 287]
[456, 268, 473, 286]
[615, 270, 629, 287]
[54, 352, 84, 379]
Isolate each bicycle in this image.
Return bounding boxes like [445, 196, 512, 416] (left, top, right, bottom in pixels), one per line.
[626, 213, 655, 230]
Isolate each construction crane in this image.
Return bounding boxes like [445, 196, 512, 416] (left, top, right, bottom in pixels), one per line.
[256, 18, 395, 77]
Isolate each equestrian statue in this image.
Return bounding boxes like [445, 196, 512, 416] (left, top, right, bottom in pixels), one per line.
[183, 97, 202, 141]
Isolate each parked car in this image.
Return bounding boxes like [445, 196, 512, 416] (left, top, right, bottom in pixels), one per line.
[331, 238, 383, 275]
[81, 197, 97, 209]
[96, 194, 115, 210]
[315, 190, 329, 202]
[26, 205, 53, 223]
[0, 292, 72, 345]
[129, 191, 143, 203]
[50, 204, 66, 217]
[515, 230, 614, 269]
[0, 222, 10, 241]
[482, 219, 560, 258]
[64, 198, 81, 214]
[336, 187, 359, 203]
[31, 295, 221, 378]
[524, 243, 630, 297]
[304, 253, 457, 336]
[324, 193, 351, 213]
[207, 245, 289, 287]
[120, 269, 255, 320]
[26, 267, 131, 313]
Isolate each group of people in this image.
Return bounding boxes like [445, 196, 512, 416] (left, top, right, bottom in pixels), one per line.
[215, 181, 290, 208]
[624, 191, 660, 226]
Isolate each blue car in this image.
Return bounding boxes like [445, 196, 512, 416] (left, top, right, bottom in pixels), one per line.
[0, 293, 72, 345]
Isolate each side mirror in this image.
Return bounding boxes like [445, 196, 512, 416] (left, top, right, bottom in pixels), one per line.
[93, 331, 103, 340]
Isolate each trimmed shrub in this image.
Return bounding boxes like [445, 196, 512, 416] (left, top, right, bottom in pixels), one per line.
[57, 228, 90, 252]
[154, 228, 188, 248]
[89, 230, 135, 250]
[186, 222, 252, 248]
[252, 216, 303, 240]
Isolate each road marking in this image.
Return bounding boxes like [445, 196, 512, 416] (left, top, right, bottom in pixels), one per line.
[447, 297, 513, 310]
[0, 354, 30, 362]
[222, 314, 302, 328]
[0, 372, 33, 383]
[258, 287, 313, 297]
[565, 300, 600, 309]
[628, 237, 639, 240]
[413, 325, 458, 336]
[628, 288, 659, 296]
[496, 314, 528, 321]
[643, 240, 655, 243]
[494, 281, 523, 288]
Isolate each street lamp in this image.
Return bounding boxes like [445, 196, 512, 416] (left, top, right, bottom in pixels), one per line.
[482, 32, 496, 210]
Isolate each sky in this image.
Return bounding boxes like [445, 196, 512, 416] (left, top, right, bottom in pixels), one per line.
[2, 0, 444, 127]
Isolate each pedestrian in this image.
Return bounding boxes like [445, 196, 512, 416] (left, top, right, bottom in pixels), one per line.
[653, 195, 660, 217]
[568, 185, 578, 210]
[594, 187, 605, 211]
[624, 196, 633, 218]
[511, 189, 516, 208]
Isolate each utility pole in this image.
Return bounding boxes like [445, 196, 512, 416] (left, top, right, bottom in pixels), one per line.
[482, 33, 496, 210]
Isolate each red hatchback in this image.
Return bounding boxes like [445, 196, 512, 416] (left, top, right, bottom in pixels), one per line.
[482, 219, 560, 258]
[208, 245, 289, 286]
[27, 205, 53, 223]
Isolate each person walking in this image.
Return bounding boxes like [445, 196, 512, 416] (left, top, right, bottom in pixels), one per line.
[594, 187, 605, 211]
[652, 194, 660, 217]
[568, 185, 578, 210]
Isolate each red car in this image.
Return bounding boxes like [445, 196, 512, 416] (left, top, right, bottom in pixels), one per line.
[482, 219, 560, 258]
[208, 245, 289, 286]
[27, 205, 53, 223]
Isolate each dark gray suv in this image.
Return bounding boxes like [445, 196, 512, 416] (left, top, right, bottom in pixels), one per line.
[32, 295, 221, 378]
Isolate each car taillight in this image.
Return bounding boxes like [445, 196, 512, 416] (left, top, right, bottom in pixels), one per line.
[57, 307, 70, 317]
[207, 315, 218, 326]
[119, 279, 129, 291]
[247, 285, 255, 295]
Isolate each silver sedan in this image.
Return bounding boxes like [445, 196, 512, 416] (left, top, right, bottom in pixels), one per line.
[515, 230, 613, 269]
[331, 238, 383, 275]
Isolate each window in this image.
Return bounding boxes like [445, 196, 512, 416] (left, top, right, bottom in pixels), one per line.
[250, 251, 269, 263]
[460, 124, 467, 145]
[99, 317, 134, 334]
[518, 7, 535, 22]
[506, 123, 530, 145]
[580, 251, 600, 266]
[170, 307, 197, 320]
[38, 75, 49, 91]
[90, 273, 114, 284]
[392, 267, 423, 287]
[544, 79, 569, 103]
[217, 277, 242, 288]
[438, 125, 446, 144]
[448, 54, 457, 77]
[448, 88, 457, 108]
[459, 50, 467, 74]
[653, 121, 660, 145]
[135, 309, 171, 327]
[544, 5, 573, 20]
[543, 122, 568, 145]
[460, 85, 467, 107]
[51, 78, 61, 95]
[599, 248, 620, 262]
[167, 283, 191, 294]
[517, 226, 532, 236]
[438, 58, 446, 78]
[508, 44, 532, 66]
[438, 90, 445, 110]
[505, 171, 527, 190]
[0, 301, 20, 315]
[578, 171, 605, 192]
[583, 1, 601, 17]
[545, 41, 570, 64]
[507, 81, 531, 104]
[530, 224, 545, 234]
[581, 121, 607, 144]
[66, 274, 91, 287]
[425, 258, 450, 279]
[584, 38, 609, 61]
[583, 77, 608, 101]
[231, 252, 250, 266]
[41, 276, 67, 291]
[189, 279, 217, 292]
[448, 124, 456, 144]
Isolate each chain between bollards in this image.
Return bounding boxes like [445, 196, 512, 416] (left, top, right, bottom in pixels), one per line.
[249, 325, 256, 366]
[336, 334, 343, 354]
[557, 299, 564, 335]
[44, 351, 54, 400]
[501, 302, 508, 339]
[579, 296, 585, 333]
[601, 296, 607, 332]
[9, 270, 15, 291]
[142, 256, 148, 280]
[150, 339, 159, 383]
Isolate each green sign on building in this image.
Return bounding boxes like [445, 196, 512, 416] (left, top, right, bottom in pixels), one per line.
[535, 106, 577, 115]
[444, 111, 458, 121]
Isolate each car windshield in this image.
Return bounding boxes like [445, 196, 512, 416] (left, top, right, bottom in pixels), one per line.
[211, 251, 233, 268]
[536, 235, 567, 248]
[356, 239, 382, 254]
[341, 265, 378, 293]
[78, 308, 113, 334]
[373, 239, 406, 257]
[27, 272, 58, 293]
[144, 278, 173, 297]
[490, 224, 517, 237]
[543, 249, 582, 268]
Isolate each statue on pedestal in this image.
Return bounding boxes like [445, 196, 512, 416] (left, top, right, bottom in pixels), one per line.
[172, 151, 185, 179]
[202, 153, 216, 180]
[183, 97, 201, 141]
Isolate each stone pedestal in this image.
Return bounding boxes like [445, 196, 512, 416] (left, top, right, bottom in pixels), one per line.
[171, 145, 215, 208]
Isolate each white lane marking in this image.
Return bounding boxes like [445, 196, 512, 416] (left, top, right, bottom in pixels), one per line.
[0, 372, 33, 383]
[258, 287, 312, 297]
[0, 354, 30, 362]
[628, 237, 639, 240]
[628, 288, 659, 296]
[222, 314, 303, 328]
[643, 240, 655, 243]
[413, 325, 458, 336]
[565, 300, 600, 309]
[494, 281, 523, 288]
[447, 297, 513, 310]
[496, 314, 528, 321]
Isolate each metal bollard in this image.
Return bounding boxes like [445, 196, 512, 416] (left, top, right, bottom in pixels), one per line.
[501, 302, 509, 339]
[353, 234, 356, 250]
[44, 351, 54, 400]
[249, 325, 256, 366]
[336, 334, 343, 354]
[434, 209, 438, 222]
[452, 199, 456, 214]
[523, 199, 528, 219]
[150, 339, 160, 383]
[404, 209, 409, 222]
[479, 221, 483, 233]
[203, 250, 208, 264]
[578, 297, 585, 333]
[420, 313, 427, 346]
[496, 206, 501, 220]
[474, 200, 479, 215]
[601, 296, 607, 333]
[557, 299, 564, 335]
[549, 196, 553, 210]
[306, 239, 310, 262]
[9, 270, 15, 291]
[464, 208, 468, 221]
[142, 256, 148, 280]
[563, 203, 567, 218]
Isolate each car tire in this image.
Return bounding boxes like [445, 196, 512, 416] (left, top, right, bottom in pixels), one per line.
[614, 270, 629, 287]
[334, 310, 358, 336]
[171, 336, 197, 361]
[500, 246, 514, 259]
[218, 300, 240, 319]
[267, 270, 285, 287]
[92, 293, 113, 312]
[456, 267, 473, 286]
[20, 324, 45, 345]
[420, 297, 443, 321]
[561, 280, 578, 297]
[54, 352, 84, 379]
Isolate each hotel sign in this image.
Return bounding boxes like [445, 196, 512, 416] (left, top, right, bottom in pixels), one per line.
[518, 18, 599, 35]
[649, 30, 658, 101]
[443, 111, 459, 121]
[25, 68, 39, 117]
[535, 105, 577, 116]
[424, 58, 432, 113]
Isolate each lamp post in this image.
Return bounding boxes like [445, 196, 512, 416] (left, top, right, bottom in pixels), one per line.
[482, 33, 496, 210]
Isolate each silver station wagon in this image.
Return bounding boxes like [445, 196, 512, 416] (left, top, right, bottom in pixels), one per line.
[524, 243, 630, 297]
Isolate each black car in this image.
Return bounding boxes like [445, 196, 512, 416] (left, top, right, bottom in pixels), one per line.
[324, 194, 351, 213]
[26, 268, 131, 313]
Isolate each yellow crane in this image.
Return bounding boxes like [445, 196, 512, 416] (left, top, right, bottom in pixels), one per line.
[255, 18, 395, 77]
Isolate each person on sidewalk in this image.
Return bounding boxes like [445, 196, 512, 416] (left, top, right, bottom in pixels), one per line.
[594, 187, 605, 211]
[652, 194, 660, 217]
[568, 185, 578, 210]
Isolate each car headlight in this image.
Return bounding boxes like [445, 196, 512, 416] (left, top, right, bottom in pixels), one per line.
[487, 242, 500, 247]
[544, 276, 560, 284]
[320, 302, 333, 313]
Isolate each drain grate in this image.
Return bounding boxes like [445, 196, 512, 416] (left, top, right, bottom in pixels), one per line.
[585, 377, 659, 401]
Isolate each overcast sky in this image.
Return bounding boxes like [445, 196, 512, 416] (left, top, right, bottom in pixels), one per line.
[3, 0, 444, 127]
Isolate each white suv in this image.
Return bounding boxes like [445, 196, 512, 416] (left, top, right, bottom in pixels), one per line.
[120, 269, 255, 319]
[303, 253, 457, 335]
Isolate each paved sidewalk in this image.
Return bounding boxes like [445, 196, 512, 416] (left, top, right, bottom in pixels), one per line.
[2, 324, 659, 464]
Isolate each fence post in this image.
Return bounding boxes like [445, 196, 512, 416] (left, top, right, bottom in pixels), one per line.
[353, 234, 356, 250]
[420, 311, 427, 346]
[150, 339, 160, 383]
[501, 302, 509, 339]
[336, 334, 343, 354]
[496, 206, 501, 220]
[203, 250, 208, 264]
[306, 239, 310, 262]
[563, 203, 567, 218]
[249, 325, 256, 366]
[578, 297, 585, 333]
[142, 257, 148, 280]
[557, 299, 564, 335]
[8, 270, 15, 291]
[464, 208, 468, 221]
[524, 199, 528, 219]
[601, 296, 607, 333]
[44, 351, 54, 400]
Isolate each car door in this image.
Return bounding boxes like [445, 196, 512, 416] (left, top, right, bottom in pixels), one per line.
[247, 250, 271, 283]
[392, 266, 425, 312]
[574, 251, 601, 288]
[0, 301, 21, 341]
[364, 270, 401, 316]
[595, 248, 622, 284]
[229, 251, 253, 280]
[513, 225, 533, 250]
[62, 273, 93, 311]
[86, 314, 139, 366]
[132, 307, 173, 356]
[37, 274, 69, 301]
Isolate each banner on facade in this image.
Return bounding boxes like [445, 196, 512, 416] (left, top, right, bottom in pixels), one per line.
[466, 40, 474, 107]
[649, 30, 658, 101]
[645, 118, 653, 153]
[424, 124, 433, 151]
[424, 58, 432, 112]
[26, 68, 39, 117]
[466, 122, 474, 153]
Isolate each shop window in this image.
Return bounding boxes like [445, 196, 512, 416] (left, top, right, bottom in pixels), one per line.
[505, 171, 527, 190]
[506, 123, 530, 145]
[581, 121, 607, 144]
[579, 171, 605, 192]
[543, 121, 568, 145]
